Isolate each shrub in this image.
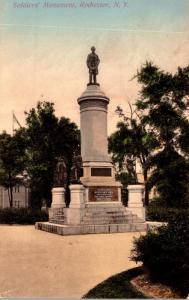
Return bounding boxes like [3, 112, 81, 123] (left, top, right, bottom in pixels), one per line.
[148, 149, 189, 209]
[147, 205, 181, 222]
[0, 208, 48, 224]
[147, 197, 189, 221]
[131, 211, 189, 297]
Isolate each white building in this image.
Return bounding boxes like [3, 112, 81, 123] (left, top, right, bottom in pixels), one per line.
[0, 184, 29, 208]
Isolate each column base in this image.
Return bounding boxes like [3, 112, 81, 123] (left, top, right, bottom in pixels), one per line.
[51, 187, 66, 209]
[127, 184, 146, 221]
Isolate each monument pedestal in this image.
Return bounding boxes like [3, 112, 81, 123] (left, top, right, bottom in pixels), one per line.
[66, 185, 85, 225]
[127, 185, 146, 221]
[51, 187, 66, 208]
[81, 164, 122, 207]
[49, 187, 66, 224]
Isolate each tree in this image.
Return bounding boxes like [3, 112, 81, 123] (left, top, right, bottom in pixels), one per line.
[24, 101, 80, 209]
[0, 131, 26, 207]
[135, 62, 189, 208]
[108, 105, 158, 205]
[55, 117, 80, 205]
[109, 63, 189, 207]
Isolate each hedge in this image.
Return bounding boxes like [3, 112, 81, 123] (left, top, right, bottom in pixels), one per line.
[146, 205, 182, 222]
[0, 208, 48, 224]
[146, 197, 189, 221]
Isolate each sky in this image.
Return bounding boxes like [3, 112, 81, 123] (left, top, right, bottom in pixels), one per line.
[0, 0, 189, 134]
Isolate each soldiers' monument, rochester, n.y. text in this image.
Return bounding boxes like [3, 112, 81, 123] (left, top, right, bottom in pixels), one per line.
[36, 48, 146, 235]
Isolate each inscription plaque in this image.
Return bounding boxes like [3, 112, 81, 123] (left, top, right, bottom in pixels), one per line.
[91, 168, 112, 177]
[89, 186, 118, 202]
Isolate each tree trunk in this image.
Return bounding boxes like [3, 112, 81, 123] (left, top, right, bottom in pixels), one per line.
[65, 166, 71, 207]
[143, 169, 149, 206]
[8, 186, 13, 208]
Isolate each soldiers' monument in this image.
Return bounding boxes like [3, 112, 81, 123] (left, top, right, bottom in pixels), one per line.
[36, 48, 146, 235]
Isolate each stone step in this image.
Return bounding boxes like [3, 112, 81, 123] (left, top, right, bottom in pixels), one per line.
[82, 217, 137, 224]
[85, 208, 125, 212]
[50, 217, 65, 221]
[82, 214, 143, 224]
[49, 220, 64, 224]
[82, 218, 136, 223]
[85, 208, 126, 211]
[82, 214, 135, 219]
[83, 212, 137, 219]
[84, 214, 128, 219]
[84, 211, 128, 215]
[85, 207, 125, 212]
[53, 214, 64, 217]
[49, 207, 143, 226]
[36, 222, 147, 235]
[81, 220, 131, 225]
[82, 220, 131, 224]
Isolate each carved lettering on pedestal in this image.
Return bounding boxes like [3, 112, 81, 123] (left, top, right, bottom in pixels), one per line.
[89, 187, 118, 202]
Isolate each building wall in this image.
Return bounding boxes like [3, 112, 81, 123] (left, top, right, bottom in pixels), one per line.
[0, 185, 29, 208]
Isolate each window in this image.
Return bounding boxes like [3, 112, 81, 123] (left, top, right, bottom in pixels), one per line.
[14, 185, 20, 193]
[14, 201, 20, 208]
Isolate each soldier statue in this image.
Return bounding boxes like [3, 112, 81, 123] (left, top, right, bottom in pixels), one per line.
[70, 150, 83, 184]
[126, 154, 137, 183]
[86, 46, 100, 85]
[53, 157, 67, 187]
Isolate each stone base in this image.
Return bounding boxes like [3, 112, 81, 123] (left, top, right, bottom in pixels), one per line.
[35, 221, 147, 235]
[48, 205, 145, 225]
[51, 187, 66, 209]
[127, 185, 145, 221]
[38, 204, 147, 236]
[127, 207, 146, 222]
[40, 184, 147, 236]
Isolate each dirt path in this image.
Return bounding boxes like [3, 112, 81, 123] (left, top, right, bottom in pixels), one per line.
[0, 225, 142, 298]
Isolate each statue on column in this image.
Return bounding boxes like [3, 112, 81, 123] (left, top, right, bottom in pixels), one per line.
[126, 154, 137, 183]
[53, 158, 67, 187]
[70, 150, 83, 184]
[87, 46, 100, 85]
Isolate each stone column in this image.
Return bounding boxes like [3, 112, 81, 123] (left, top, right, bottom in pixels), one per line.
[66, 184, 85, 225]
[51, 187, 66, 208]
[77, 84, 110, 163]
[127, 184, 145, 221]
[69, 184, 85, 208]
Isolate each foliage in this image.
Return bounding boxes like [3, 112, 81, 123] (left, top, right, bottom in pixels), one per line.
[134, 62, 189, 208]
[131, 211, 189, 297]
[147, 147, 189, 208]
[110, 63, 189, 207]
[0, 131, 26, 207]
[116, 171, 136, 186]
[0, 208, 48, 224]
[24, 101, 80, 208]
[121, 187, 128, 207]
[108, 105, 158, 205]
[55, 116, 81, 205]
[146, 198, 186, 221]
[116, 172, 132, 206]
[24, 101, 59, 208]
[83, 267, 147, 299]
